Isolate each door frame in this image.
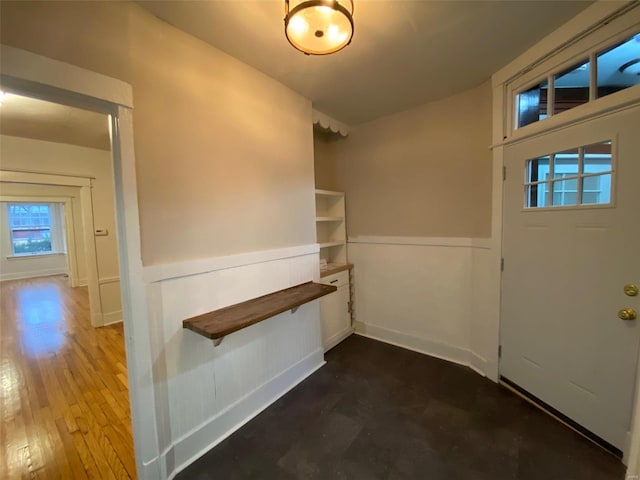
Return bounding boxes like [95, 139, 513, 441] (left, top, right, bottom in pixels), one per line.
[490, 1, 640, 468]
[0, 45, 161, 478]
[0, 172, 105, 325]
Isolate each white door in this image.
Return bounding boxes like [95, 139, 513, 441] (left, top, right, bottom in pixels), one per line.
[501, 106, 640, 454]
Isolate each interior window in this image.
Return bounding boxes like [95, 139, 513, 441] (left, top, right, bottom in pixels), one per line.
[553, 60, 590, 115]
[516, 80, 548, 128]
[597, 33, 640, 99]
[582, 141, 613, 205]
[525, 156, 550, 207]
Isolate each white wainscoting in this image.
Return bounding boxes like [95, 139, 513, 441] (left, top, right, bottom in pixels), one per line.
[348, 236, 498, 379]
[141, 244, 323, 479]
[99, 276, 123, 325]
[0, 247, 68, 281]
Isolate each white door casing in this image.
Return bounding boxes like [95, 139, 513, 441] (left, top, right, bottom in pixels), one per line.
[500, 106, 640, 454]
[1, 45, 161, 478]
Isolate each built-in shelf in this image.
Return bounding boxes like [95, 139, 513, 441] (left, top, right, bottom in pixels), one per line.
[314, 185, 352, 351]
[319, 241, 345, 249]
[315, 188, 347, 264]
[320, 262, 354, 278]
[183, 282, 337, 346]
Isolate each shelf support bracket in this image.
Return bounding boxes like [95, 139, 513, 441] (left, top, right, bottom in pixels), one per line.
[212, 337, 223, 347]
[290, 306, 299, 314]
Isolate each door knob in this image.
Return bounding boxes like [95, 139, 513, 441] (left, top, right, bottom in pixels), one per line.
[618, 308, 637, 321]
[624, 284, 639, 297]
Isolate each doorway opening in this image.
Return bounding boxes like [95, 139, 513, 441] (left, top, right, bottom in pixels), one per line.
[0, 91, 136, 478]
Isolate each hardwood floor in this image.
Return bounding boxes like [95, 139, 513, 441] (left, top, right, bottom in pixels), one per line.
[0, 275, 135, 479]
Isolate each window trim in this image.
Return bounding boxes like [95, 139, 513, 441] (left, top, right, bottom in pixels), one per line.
[6, 252, 66, 260]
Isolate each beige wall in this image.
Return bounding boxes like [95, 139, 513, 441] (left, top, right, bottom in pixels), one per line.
[313, 131, 340, 191]
[334, 81, 493, 238]
[0, 1, 316, 266]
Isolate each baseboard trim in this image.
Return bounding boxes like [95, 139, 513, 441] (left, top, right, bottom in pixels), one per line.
[468, 351, 490, 378]
[0, 268, 68, 282]
[324, 327, 354, 352]
[139, 456, 163, 480]
[166, 348, 325, 479]
[354, 321, 487, 377]
[102, 313, 123, 326]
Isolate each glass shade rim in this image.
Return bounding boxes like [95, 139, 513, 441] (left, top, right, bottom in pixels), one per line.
[284, 0, 354, 55]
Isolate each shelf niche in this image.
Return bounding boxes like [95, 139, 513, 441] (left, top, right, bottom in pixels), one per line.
[315, 189, 347, 267]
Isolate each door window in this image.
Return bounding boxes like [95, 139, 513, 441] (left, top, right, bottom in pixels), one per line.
[524, 141, 612, 208]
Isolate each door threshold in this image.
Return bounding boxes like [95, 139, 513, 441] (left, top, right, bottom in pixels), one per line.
[499, 376, 622, 459]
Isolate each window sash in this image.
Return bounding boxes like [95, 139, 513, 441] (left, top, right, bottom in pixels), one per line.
[6, 203, 64, 256]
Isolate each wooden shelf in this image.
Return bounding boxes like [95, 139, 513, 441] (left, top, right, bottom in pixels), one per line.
[319, 241, 345, 249]
[320, 263, 353, 278]
[183, 281, 337, 346]
[316, 216, 344, 222]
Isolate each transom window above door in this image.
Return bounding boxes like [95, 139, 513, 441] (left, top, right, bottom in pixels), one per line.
[524, 141, 613, 209]
[515, 32, 640, 129]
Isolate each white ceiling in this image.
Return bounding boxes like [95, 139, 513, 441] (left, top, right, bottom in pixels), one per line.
[139, 0, 594, 124]
[0, 93, 111, 150]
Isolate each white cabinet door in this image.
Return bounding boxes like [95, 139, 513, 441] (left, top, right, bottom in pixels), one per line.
[320, 271, 352, 351]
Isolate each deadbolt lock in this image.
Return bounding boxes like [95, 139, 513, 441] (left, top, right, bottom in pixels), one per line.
[624, 284, 639, 297]
[618, 308, 637, 321]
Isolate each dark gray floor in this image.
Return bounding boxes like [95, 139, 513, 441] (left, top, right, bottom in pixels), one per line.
[177, 335, 625, 480]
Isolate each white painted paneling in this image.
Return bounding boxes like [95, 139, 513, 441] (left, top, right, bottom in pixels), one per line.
[348, 238, 494, 376]
[349, 240, 471, 362]
[470, 246, 500, 380]
[99, 279, 122, 324]
[147, 250, 323, 477]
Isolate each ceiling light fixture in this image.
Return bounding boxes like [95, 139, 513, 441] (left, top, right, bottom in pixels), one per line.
[284, 0, 354, 55]
[619, 58, 640, 76]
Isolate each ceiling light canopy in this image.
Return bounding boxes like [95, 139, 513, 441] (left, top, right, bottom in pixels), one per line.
[284, 0, 354, 55]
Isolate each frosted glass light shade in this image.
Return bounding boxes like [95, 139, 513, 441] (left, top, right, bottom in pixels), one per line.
[284, 0, 354, 55]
